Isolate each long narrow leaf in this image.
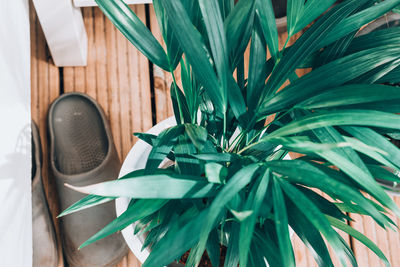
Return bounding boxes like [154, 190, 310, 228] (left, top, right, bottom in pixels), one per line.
[328, 216, 390, 267]
[95, 0, 169, 70]
[268, 110, 400, 138]
[255, 0, 279, 60]
[272, 177, 295, 267]
[199, 0, 229, 113]
[162, 0, 225, 113]
[194, 164, 261, 264]
[280, 180, 349, 266]
[66, 173, 216, 199]
[322, 0, 400, 48]
[239, 169, 270, 267]
[79, 199, 167, 249]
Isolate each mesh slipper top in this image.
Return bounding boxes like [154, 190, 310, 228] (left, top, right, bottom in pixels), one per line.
[50, 94, 108, 175]
[48, 92, 127, 267]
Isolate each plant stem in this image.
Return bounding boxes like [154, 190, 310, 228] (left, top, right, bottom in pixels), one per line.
[170, 67, 185, 124]
[223, 111, 227, 149]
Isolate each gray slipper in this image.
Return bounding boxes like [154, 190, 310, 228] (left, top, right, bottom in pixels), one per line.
[32, 121, 59, 267]
[48, 92, 128, 267]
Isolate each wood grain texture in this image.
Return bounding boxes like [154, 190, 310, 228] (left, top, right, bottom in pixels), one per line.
[351, 195, 400, 267]
[30, 2, 400, 266]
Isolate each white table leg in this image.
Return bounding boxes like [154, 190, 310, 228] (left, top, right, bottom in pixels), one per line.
[32, 0, 88, 66]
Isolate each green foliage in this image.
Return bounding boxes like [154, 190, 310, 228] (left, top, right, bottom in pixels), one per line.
[64, 0, 400, 266]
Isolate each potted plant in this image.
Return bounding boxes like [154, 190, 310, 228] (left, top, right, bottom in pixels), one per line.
[61, 0, 400, 266]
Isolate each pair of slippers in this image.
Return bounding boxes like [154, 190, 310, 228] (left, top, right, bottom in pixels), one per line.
[32, 93, 128, 267]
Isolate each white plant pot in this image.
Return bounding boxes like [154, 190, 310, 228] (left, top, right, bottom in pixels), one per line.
[116, 117, 294, 264]
[116, 116, 177, 263]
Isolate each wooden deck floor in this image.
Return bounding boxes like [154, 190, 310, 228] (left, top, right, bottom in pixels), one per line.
[30, 3, 400, 267]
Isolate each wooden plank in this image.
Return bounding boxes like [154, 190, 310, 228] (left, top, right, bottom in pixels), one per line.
[351, 195, 400, 267]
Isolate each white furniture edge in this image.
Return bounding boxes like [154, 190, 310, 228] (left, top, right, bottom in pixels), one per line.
[0, 0, 32, 265]
[74, 0, 152, 7]
[32, 0, 152, 66]
[32, 0, 88, 66]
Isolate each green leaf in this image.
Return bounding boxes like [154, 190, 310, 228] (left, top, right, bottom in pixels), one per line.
[133, 132, 157, 146]
[342, 126, 400, 170]
[342, 136, 398, 171]
[368, 165, 400, 183]
[287, 0, 304, 36]
[95, 0, 169, 70]
[170, 83, 191, 124]
[259, 45, 400, 116]
[231, 209, 253, 222]
[239, 169, 270, 267]
[269, 110, 400, 138]
[219, 0, 234, 19]
[174, 134, 201, 175]
[185, 124, 208, 151]
[253, 227, 283, 267]
[247, 16, 267, 110]
[224, 0, 255, 68]
[227, 75, 247, 123]
[322, 0, 400, 48]
[79, 199, 167, 249]
[262, 0, 364, 98]
[327, 216, 390, 267]
[286, 198, 334, 267]
[266, 160, 391, 227]
[143, 208, 208, 267]
[66, 172, 216, 199]
[205, 162, 228, 184]
[351, 58, 400, 85]
[145, 125, 184, 170]
[255, 0, 279, 60]
[162, 0, 225, 113]
[296, 186, 350, 222]
[59, 169, 163, 217]
[224, 222, 240, 267]
[316, 29, 357, 67]
[314, 149, 400, 217]
[180, 58, 199, 122]
[280, 180, 349, 266]
[192, 153, 237, 162]
[296, 84, 400, 110]
[291, 0, 337, 35]
[199, 0, 230, 113]
[347, 26, 400, 55]
[310, 125, 369, 173]
[153, 0, 182, 69]
[195, 164, 261, 265]
[206, 229, 221, 267]
[58, 195, 115, 218]
[271, 177, 295, 267]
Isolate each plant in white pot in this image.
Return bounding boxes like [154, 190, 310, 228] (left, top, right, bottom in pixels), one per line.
[61, 0, 400, 266]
